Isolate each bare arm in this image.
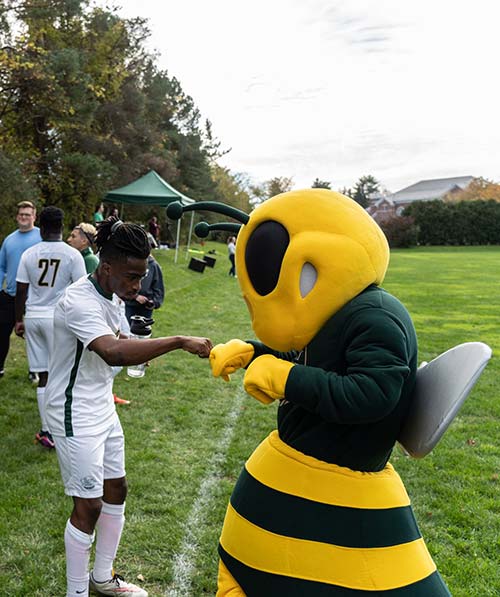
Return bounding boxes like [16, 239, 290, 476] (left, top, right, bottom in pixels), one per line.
[88, 334, 213, 367]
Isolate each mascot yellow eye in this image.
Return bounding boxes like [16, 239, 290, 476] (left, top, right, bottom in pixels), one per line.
[245, 221, 289, 296]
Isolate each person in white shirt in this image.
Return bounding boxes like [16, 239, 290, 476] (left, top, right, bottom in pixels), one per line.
[44, 216, 212, 597]
[227, 235, 236, 277]
[15, 206, 86, 448]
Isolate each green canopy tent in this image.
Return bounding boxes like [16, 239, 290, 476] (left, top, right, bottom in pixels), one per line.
[104, 170, 196, 263]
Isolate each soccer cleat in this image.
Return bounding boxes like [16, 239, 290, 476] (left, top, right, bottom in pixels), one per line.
[28, 371, 39, 385]
[89, 571, 148, 596]
[36, 430, 55, 449]
[113, 394, 130, 405]
[0, 368, 4, 378]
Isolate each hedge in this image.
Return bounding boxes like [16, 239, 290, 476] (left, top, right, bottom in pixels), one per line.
[403, 199, 500, 245]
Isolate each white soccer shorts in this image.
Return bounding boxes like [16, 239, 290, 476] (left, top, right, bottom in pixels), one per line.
[53, 416, 126, 498]
[24, 314, 54, 372]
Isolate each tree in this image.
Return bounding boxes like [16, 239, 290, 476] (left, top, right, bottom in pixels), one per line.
[352, 175, 380, 208]
[248, 176, 294, 206]
[0, 1, 143, 219]
[0, 150, 38, 241]
[0, 1, 226, 228]
[203, 118, 230, 162]
[444, 177, 500, 203]
[312, 178, 331, 189]
[267, 176, 293, 197]
[211, 165, 251, 213]
[338, 186, 354, 198]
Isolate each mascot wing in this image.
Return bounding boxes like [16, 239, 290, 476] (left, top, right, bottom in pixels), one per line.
[399, 341, 492, 458]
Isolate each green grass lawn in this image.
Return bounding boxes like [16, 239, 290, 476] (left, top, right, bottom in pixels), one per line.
[1, 243, 499, 596]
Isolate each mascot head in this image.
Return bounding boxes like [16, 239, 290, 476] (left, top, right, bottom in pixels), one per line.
[167, 189, 389, 351]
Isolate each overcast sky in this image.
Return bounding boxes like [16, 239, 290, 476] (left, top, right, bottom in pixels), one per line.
[115, 0, 500, 193]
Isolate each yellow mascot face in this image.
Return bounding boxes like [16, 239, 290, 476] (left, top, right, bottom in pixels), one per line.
[235, 189, 389, 351]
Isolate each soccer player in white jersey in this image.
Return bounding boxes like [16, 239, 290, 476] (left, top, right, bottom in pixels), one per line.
[15, 206, 87, 448]
[44, 216, 212, 597]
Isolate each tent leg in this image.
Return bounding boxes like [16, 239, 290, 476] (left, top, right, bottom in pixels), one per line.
[174, 219, 181, 264]
[120, 203, 124, 219]
[186, 211, 195, 260]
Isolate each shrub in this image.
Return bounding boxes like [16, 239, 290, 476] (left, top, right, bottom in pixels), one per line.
[380, 215, 418, 248]
[404, 199, 500, 245]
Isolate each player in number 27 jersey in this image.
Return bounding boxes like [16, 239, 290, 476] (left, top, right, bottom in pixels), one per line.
[15, 207, 86, 448]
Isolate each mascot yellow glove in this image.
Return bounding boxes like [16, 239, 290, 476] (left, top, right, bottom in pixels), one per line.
[243, 355, 294, 405]
[210, 339, 255, 381]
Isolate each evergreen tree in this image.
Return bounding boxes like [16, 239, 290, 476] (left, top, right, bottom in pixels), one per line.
[312, 178, 331, 189]
[352, 175, 380, 208]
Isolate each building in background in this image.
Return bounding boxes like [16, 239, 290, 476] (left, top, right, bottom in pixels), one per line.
[367, 176, 474, 222]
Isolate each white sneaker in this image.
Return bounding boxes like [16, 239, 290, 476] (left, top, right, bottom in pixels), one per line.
[89, 571, 148, 596]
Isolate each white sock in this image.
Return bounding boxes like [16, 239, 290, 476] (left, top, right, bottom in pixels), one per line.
[36, 387, 48, 431]
[92, 501, 126, 583]
[65, 520, 94, 597]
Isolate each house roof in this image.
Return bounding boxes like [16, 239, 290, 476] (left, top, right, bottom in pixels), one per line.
[373, 196, 394, 207]
[391, 176, 474, 204]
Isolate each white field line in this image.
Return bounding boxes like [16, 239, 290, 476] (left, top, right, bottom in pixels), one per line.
[166, 388, 245, 597]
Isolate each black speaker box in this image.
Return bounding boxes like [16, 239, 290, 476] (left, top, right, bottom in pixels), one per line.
[203, 255, 216, 268]
[188, 257, 206, 273]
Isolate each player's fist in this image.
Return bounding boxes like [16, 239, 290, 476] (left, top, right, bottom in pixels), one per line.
[14, 321, 25, 338]
[243, 355, 294, 404]
[181, 336, 213, 358]
[210, 339, 254, 381]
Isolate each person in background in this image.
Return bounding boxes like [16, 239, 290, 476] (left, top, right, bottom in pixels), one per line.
[0, 201, 41, 380]
[227, 235, 236, 277]
[45, 216, 211, 597]
[145, 231, 158, 250]
[15, 207, 86, 448]
[93, 204, 105, 225]
[67, 223, 99, 274]
[148, 215, 160, 246]
[124, 236, 164, 324]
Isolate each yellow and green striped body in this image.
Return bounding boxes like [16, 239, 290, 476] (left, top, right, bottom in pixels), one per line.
[218, 432, 451, 596]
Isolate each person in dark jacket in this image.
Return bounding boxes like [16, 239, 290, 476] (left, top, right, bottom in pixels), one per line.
[124, 252, 164, 323]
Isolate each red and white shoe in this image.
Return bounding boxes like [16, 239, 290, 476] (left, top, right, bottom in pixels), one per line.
[113, 394, 130, 405]
[35, 430, 55, 449]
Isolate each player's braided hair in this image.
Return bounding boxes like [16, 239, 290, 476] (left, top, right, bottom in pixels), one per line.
[95, 216, 150, 262]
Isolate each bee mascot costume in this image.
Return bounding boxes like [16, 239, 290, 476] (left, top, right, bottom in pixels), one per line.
[168, 189, 452, 596]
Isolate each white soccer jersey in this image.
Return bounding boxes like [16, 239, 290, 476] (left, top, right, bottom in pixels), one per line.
[45, 275, 124, 437]
[16, 241, 86, 316]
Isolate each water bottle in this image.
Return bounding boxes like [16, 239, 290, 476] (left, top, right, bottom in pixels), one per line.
[127, 315, 154, 378]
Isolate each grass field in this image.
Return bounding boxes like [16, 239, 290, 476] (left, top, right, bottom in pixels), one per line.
[1, 243, 499, 596]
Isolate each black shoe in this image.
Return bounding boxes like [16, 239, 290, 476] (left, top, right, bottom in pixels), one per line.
[0, 369, 4, 378]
